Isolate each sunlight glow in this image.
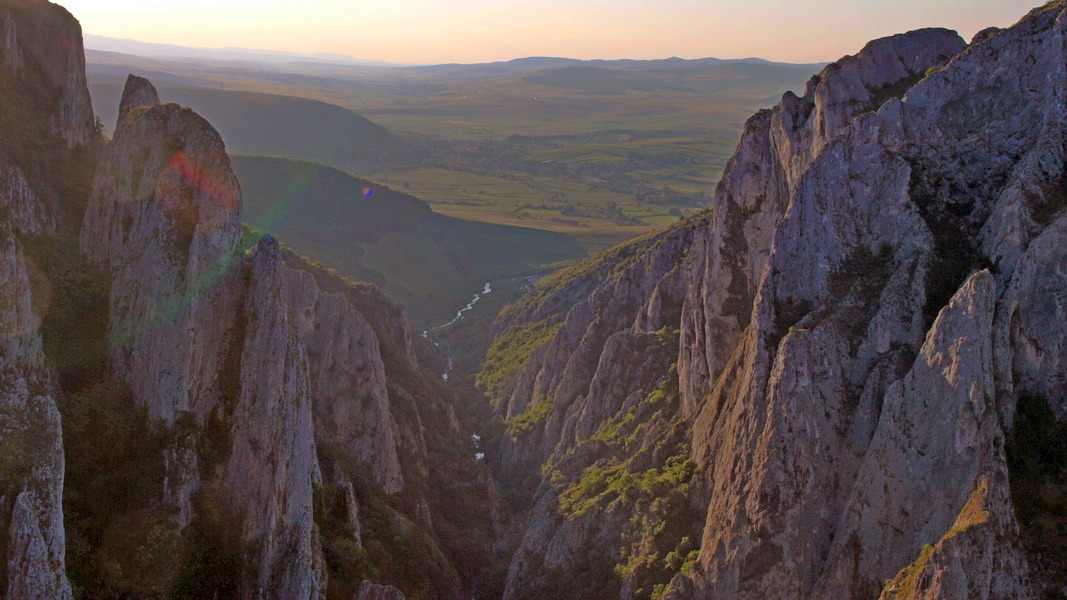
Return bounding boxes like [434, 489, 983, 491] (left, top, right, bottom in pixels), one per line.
[59, 0, 1028, 64]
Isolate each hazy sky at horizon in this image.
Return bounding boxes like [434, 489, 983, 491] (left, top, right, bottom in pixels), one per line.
[61, 0, 1031, 64]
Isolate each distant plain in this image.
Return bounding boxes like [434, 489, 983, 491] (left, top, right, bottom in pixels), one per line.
[86, 46, 819, 324]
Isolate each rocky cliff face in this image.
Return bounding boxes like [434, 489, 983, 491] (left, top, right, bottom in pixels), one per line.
[222, 237, 322, 600]
[80, 74, 244, 424]
[283, 266, 405, 494]
[0, 0, 94, 148]
[483, 3, 1066, 599]
[79, 73, 321, 598]
[5, 0, 1062, 598]
[75, 71, 493, 599]
[0, 217, 72, 600]
[0, 1, 99, 596]
[0, 3, 491, 599]
[0, 0, 99, 234]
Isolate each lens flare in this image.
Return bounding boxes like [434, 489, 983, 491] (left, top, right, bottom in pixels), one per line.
[111, 152, 244, 348]
[164, 153, 239, 210]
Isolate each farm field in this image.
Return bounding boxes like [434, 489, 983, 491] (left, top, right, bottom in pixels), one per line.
[373, 168, 683, 251]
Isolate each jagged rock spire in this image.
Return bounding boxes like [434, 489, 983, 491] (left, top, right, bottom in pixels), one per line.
[117, 74, 160, 124]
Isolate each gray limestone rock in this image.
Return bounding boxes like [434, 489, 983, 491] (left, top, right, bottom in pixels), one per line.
[117, 73, 162, 124]
[0, 0, 95, 147]
[487, 4, 1066, 598]
[80, 90, 244, 424]
[356, 580, 406, 600]
[0, 219, 71, 599]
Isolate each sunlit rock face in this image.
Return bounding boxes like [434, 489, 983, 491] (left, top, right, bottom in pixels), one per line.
[80, 74, 244, 424]
[283, 267, 405, 493]
[78, 68, 476, 597]
[79, 74, 325, 598]
[488, 3, 1065, 599]
[220, 236, 322, 600]
[116, 73, 160, 125]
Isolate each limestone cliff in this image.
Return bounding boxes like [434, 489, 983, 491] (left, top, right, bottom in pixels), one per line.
[0, 0, 94, 147]
[223, 237, 322, 600]
[483, 3, 1066, 599]
[1, 2, 493, 599]
[80, 73, 244, 424]
[79, 73, 321, 598]
[77, 71, 493, 599]
[0, 217, 72, 600]
[0, 0, 99, 233]
[283, 266, 405, 494]
[0, 0, 98, 595]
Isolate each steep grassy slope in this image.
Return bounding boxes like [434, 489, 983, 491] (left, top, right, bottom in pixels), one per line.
[232, 156, 586, 327]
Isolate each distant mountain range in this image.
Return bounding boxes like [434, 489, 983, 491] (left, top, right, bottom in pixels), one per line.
[83, 34, 825, 73]
[83, 34, 406, 67]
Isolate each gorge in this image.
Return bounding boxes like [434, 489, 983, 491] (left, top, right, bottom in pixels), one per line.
[0, 1, 1064, 599]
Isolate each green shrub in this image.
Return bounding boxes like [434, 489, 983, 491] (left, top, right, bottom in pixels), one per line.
[547, 372, 702, 600]
[477, 320, 562, 404]
[505, 396, 554, 438]
[313, 480, 378, 599]
[882, 544, 935, 597]
[170, 486, 246, 600]
[95, 508, 184, 597]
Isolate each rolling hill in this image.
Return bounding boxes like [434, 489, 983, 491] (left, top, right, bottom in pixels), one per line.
[84, 48, 817, 256]
[89, 80, 403, 173]
[231, 155, 586, 327]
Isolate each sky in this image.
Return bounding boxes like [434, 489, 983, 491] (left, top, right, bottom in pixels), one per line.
[60, 0, 1032, 65]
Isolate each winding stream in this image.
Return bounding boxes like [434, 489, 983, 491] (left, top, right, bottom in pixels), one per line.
[422, 282, 493, 380]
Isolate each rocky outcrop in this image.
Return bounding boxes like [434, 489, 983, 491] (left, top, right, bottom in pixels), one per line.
[677, 27, 966, 416]
[222, 237, 321, 600]
[805, 272, 1031, 597]
[0, 0, 95, 148]
[356, 580, 406, 600]
[117, 74, 160, 124]
[0, 165, 54, 234]
[0, 2, 490, 598]
[485, 3, 1066, 599]
[677, 6, 1063, 598]
[0, 0, 101, 234]
[284, 267, 404, 493]
[879, 472, 1031, 600]
[78, 71, 490, 599]
[0, 218, 71, 599]
[487, 220, 698, 451]
[0, 2, 99, 595]
[80, 74, 244, 424]
[79, 76, 324, 598]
